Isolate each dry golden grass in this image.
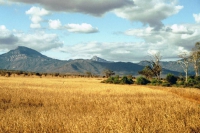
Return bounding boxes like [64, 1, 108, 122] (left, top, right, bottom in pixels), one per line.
[0, 76, 200, 133]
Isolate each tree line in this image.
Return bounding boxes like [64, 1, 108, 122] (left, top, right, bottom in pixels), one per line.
[102, 42, 200, 88]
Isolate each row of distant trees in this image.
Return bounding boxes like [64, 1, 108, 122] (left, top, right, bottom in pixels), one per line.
[138, 42, 200, 82]
[0, 68, 118, 78]
[0, 70, 102, 78]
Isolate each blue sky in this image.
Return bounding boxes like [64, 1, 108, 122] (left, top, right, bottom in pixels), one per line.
[0, 0, 200, 62]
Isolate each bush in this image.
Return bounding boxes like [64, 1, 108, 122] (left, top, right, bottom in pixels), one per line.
[136, 77, 150, 85]
[120, 76, 134, 84]
[101, 75, 134, 85]
[151, 79, 162, 85]
[166, 73, 177, 85]
[161, 82, 171, 87]
[195, 76, 200, 82]
[113, 75, 120, 84]
[176, 80, 184, 86]
[187, 78, 197, 86]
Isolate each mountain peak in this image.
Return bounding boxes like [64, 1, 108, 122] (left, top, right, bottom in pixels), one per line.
[91, 56, 108, 62]
[1, 46, 47, 61]
[14, 46, 41, 55]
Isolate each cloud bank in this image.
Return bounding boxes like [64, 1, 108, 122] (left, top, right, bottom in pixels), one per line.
[58, 22, 200, 62]
[114, 0, 183, 29]
[0, 25, 63, 51]
[10, 0, 133, 16]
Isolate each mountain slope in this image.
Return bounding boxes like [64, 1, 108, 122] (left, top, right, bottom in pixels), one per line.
[0, 46, 188, 76]
[0, 46, 66, 72]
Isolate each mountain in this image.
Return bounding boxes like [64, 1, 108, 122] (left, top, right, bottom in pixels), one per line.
[0, 46, 188, 76]
[0, 46, 66, 72]
[91, 56, 109, 62]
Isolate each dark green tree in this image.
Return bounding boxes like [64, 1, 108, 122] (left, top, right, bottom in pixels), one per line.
[138, 66, 154, 79]
[166, 73, 177, 85]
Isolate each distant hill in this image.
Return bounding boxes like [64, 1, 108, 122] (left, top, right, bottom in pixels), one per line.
[0, 46, 192, 76]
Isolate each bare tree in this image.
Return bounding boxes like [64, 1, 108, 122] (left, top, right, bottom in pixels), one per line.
[178, 52, 190, 82]
[85, 71, 92, 77]
[190, 42, 200, 77]
[103, 69, 115, 78]
[144, 52, 162, 80]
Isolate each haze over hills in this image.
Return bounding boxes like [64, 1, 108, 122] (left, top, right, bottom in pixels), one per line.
[0, 46, 191, 76]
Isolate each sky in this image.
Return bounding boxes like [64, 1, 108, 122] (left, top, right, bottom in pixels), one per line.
[0, 0, 200, 62]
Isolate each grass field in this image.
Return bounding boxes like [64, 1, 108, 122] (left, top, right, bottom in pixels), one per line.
[0, 76, 200, 133]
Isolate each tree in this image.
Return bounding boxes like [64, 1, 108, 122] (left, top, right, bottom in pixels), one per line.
[85, 71, 92, 77]
[138, 66, 154, 79]
[190, 42, 200, 77]
[178, 52, 190, 82]
[103, 69, 115, 78]
[166, 73, 177, 85]
[141, 52, 162, 80]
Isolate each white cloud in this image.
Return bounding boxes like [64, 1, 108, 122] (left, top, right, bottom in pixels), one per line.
[0, 0, 11, 5]
[30, 23, 41, 29]
[0, 25, 63, 51]
[26, 6, 50, 29]
[114, 0, 183, 29]
[30, 16, 43, 24]
[170, 24, 192, 34]
[26, 6, 49, 16]
[0, 25, 6, 30]
[193, 13, 200, 23]
[0, 25, 18, 47]
[48, 20, 98, 33]
[124, 23, 200, 59]
[59, 41, 186, 62]
[0, 0, 4, 4]
[65, 23, 98, 33]
[49, 19, 62, 29]
[10, 0, 133, 16]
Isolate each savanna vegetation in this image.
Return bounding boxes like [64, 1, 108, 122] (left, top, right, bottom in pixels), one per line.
[0, 76, 200, 133]
[1, 42, 200, 132]
[101, 43, 200, 88]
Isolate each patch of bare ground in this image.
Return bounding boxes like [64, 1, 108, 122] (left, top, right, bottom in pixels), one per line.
[0, 76, 200, 133]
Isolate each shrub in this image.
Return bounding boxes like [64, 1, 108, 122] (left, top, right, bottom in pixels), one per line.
[187, 78, 197, 86]
[101, 76, 134, 85]
[162, 82, 171, 87]
[136, 77, 150, 85]
[193, 84, 200, 89]
[120, 76, 134, 84]
[195, 76, 200, 82]
[113, 75, 120, 84]
[166, 73, 177, 85]
[176, 80, 184, 86]
[151, 79, 162, 85]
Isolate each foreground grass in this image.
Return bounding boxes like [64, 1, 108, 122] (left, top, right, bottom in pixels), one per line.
[0, 77, 200, 133]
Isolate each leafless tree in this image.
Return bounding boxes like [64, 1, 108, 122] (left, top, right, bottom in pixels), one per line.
[144, 52, 162, 80]
[178, 52, 190, 82]
[190, 42, 200, 77]
[103, 69, 115, 78]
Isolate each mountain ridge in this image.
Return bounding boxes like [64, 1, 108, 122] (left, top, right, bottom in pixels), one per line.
[0, 46, 190, 76]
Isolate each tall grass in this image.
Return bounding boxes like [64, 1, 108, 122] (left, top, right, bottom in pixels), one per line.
[0, 77, 200, 132]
